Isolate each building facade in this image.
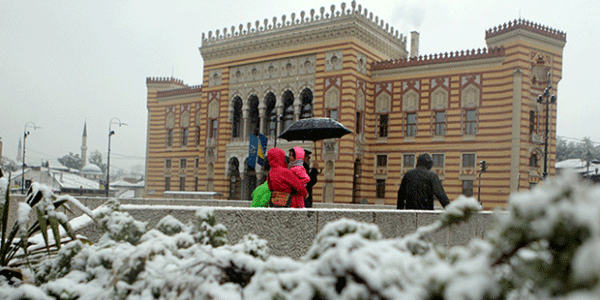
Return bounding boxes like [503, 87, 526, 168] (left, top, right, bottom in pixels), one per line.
[145, 3, 566, 209]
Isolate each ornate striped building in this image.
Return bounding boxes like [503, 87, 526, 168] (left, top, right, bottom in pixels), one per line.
[145, 2, 566, 209]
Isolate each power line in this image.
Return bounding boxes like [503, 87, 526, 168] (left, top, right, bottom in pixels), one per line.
[557, 136, 600, 145]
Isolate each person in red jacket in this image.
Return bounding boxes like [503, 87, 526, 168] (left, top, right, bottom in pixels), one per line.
[266, 148, 307, 207]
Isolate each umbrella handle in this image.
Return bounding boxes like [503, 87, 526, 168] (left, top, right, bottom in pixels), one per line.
[314, 141, 318, 163]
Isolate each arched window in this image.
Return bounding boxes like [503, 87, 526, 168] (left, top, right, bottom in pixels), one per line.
[228, 157, 241, 200]
[282, 90, 294, 130]
[264, 93, 277, 136]
[248, 95, 260, 136]
[243, 158, 257, 200]
[300, 88, 313, 119]
[232, 97, 243, 138]
[352, 158, 362, 203]
[529, 153, 539, 167]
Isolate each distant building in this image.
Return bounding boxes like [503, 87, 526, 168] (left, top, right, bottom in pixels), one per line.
[81, 121, 88, 168]
[10, 165, 105, 196]
[110, 180, 145, 198]
[145, 3, 566, 209]
[81, 163, 104, 180]
[556, 159, 600, 182]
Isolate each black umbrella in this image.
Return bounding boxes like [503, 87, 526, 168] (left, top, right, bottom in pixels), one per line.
[278, 117, 352, 160]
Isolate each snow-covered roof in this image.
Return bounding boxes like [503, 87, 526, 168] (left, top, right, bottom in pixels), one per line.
[9, 168, 28, 180]
[556, 159, 600, 176]
[117, 189, 136, 199]
[110, 180, 134, 187]
[555, 159, 587, 170]
[81, 164, 103, 174]
[50, 170, 100, 189]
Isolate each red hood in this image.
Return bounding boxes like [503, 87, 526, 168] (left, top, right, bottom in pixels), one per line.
[293, 147, 305, 160]
[268, 148, 287, 168]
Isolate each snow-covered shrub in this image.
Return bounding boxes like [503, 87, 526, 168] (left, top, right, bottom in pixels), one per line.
[5, 172, 600, 299]
[93, 199, 147, 245]
[5, 201, 271, 299]
[155, 215, 185, 236]
[0, 180, 80, 270]
[34, 240, 84, 284]
[190, 207, 228, 247]
[303, 218, 382, 260]
[223, 234, 269, 260]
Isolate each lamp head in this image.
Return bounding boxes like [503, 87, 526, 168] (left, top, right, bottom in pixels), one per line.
[543, 88, 550, 97]
[537, 95, 544, 104]
[550, 95, 557, 103]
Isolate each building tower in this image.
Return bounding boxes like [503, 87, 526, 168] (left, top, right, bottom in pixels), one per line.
[81, 122, 87, 168]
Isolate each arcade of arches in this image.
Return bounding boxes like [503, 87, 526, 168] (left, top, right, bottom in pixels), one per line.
[228, 88, 315, 200]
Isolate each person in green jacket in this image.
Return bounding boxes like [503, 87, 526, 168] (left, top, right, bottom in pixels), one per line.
[251, 181, 271, 207]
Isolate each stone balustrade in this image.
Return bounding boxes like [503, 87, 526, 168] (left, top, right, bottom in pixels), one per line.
[8, 195, 497, 259]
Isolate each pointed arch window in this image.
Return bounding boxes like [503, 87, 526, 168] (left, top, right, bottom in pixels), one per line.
[529, 153, 539, 168]
[248, 95, 260, 136]
[300, 88, 314, 119]
[232, 97, 243, 138]
[265, 93, 277, 136]
[282, 90, 294, 131]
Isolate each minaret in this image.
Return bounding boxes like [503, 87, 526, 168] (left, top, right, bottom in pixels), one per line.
[81, 122, 87, 168]
[16, 137, 22, 162]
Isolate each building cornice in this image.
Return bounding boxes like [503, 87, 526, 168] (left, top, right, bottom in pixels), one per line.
[371, 47, 505, 78]
[157, 86, 202, 98]
[372, 56, 505, 79]
[486, 19, 566, 42]
[486, 19, 566, 52]
[200, 2, 407, 63]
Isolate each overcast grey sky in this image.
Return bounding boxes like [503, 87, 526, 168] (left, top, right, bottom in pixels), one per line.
[1, 0, 598, 173]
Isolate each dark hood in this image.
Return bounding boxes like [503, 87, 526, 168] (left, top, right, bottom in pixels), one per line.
[267, 148, 288, 168]
[416, 153, 433, 170]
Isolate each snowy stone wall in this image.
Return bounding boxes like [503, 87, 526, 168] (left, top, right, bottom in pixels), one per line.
[72, 205, 495, 259]
[8, 194, 494, 259]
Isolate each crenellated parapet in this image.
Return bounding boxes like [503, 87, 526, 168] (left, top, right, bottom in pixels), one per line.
[200, 1, 408, 61]
[486, 19, 566, 42]
[156, 85, 202, 98]
[372, 47, 505, 70]
[202, 1, 404, 46]
[146, 77, 186, 86]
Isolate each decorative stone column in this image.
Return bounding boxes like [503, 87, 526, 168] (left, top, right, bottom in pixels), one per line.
[294, 97, 301, 121]
[242, 107, 249, 141]
[258, 105, 266, 135]
[276, 105, 284, 137]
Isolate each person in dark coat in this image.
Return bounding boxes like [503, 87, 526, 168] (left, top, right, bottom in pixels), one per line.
[301, 149, 320, 208]
[397, 153, 450, 210]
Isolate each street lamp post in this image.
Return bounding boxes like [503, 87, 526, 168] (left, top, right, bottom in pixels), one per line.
[22, 122, 40, 194]
[106, 117, 127, 197]
[537, 83, 557, 179]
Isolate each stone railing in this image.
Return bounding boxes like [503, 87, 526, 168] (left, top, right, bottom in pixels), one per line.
[8, 195, 497, 259]
[75, 205, 495, 259]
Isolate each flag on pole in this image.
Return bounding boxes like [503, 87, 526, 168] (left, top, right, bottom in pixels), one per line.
[257, 133, 268, 166]
[248, 134, 258, 168]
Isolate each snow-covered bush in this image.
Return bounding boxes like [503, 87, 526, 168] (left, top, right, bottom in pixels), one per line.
[3, 172, 600, 299]
[0, 178, 84, 271]
[8, 204, 269, 300]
